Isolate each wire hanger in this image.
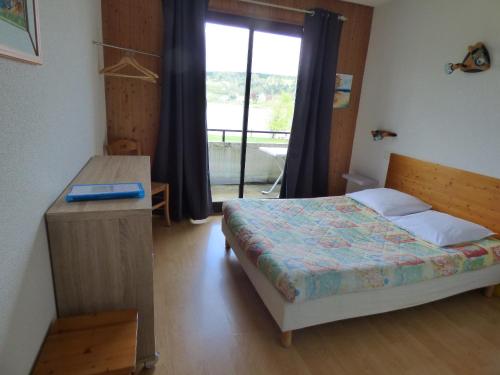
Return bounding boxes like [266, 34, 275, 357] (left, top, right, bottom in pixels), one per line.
[99, 54, 159, 83]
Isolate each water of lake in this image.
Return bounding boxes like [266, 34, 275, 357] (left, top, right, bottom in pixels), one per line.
[207, 103, 272, 132]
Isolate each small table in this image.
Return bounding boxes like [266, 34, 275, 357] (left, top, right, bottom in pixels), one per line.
[342, 173, 378, 190]
[259, 146, 288, 195]
[33, 310, 138, 375]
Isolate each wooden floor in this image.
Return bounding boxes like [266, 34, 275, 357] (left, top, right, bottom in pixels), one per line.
[145, 216, 500, 375]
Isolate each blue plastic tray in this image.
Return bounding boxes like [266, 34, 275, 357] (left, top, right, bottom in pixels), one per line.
[65, 182, 145, 202]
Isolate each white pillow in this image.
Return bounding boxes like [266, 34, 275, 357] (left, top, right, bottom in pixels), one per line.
[390, 210, 495, 247]
[347, 188, 431, 217]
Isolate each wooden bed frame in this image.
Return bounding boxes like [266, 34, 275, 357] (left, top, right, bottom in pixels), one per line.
[223, 153, 500, 347]
[385, 154, 500, 235]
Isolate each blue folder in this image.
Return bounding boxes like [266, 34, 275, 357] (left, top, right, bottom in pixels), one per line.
[65, 182, 145, 202]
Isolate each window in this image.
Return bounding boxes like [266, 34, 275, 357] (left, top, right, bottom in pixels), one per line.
[205, 13, 302, 209]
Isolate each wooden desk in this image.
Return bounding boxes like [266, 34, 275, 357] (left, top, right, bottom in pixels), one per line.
[46, 156, 156, 366]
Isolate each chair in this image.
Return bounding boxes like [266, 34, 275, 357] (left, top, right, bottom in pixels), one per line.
[106, 139, 171, 226]
[106, 138, 143, 155]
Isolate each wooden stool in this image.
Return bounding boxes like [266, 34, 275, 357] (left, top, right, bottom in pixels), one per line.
[151, 181, 171, 226]
[33, 310, 138, 375]
[106, 139, 172, 226]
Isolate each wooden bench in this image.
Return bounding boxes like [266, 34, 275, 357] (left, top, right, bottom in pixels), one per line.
[33, 310, 138, 375]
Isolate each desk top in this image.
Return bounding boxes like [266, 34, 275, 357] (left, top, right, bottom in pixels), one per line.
[46, 156, 152, 219]
[259, 146, 288, 157]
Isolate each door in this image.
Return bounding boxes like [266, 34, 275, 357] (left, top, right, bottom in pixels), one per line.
[206, 21, 249, 205]
[205, 13, 302, 210]
[243, 31, 301, 199]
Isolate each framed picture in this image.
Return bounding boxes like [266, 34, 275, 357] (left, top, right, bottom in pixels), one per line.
[333, 74, 353, 109]
[0, 0, 41, 64]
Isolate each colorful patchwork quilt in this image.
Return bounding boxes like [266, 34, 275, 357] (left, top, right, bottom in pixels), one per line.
[222, 196, 500, 303]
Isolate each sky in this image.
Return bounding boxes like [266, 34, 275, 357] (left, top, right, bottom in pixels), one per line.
[205, 23, 302, 76]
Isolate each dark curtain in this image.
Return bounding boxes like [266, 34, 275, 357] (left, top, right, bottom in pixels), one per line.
[280, 9, 343, 198]
[152, 0, 212, 221]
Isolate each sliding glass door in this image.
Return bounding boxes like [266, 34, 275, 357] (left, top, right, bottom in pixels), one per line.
[206, 22, 249, 203]
[206, 13, 302, 209]
[245, 31, 301, 198]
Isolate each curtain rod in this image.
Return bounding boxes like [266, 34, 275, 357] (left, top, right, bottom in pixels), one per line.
[237, 0, 348, 21]
[93, 41, 161, 58]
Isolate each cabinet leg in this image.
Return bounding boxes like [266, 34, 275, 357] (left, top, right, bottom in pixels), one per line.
[143, 352, 159, 369]
[164, 185, 171, 227]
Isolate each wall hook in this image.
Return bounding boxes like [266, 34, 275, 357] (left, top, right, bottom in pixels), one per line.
[371, 130, 397, 141]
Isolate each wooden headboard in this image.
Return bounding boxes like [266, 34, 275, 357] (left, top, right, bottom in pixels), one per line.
[385, 154, 500, 234]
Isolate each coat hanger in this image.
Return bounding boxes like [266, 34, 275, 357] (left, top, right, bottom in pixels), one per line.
[100, 54, 159, 83]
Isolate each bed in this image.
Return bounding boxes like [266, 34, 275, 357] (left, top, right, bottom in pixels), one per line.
[222, 154, 500, 347]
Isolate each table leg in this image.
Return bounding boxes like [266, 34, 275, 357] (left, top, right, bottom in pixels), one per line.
[261, 155, 286, 195]
[261, 170, 284, 195]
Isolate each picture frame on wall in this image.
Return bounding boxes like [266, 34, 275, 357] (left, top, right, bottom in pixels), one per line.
[333, 74, 353, 109]
[0, 0, 42, 64]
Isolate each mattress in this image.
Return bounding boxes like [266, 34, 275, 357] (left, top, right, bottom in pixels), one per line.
[222, 196, 500, 303]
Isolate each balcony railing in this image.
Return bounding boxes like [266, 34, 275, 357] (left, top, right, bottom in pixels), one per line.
[208, 128, 289, 190]
[207, 128, 291, 143]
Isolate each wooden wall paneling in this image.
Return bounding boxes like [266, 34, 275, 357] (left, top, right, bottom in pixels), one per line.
[209, 0, 305, 24]
[102, 0, 373, 193]
[328, 4, 373, 195]
[101, 0, 162, 159]
[145, 3, 163, 159]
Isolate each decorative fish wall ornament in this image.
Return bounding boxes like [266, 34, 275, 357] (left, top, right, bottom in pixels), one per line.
[446, 42, 491, 75]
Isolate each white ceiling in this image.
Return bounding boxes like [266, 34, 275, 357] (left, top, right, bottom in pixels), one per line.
[345, 0, 394, 7]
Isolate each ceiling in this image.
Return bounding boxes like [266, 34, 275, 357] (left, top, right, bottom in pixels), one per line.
[345, 0, 394, 7]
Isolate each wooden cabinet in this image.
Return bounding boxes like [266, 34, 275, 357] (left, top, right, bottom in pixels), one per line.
[46, 156, 156, 365]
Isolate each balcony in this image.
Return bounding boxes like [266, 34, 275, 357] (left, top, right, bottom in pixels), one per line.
[208, 129, 289, 202]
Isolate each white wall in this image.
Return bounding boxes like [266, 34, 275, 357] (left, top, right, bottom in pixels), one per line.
[0, 1, 105, 373]
[350, 0, 500, 189]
